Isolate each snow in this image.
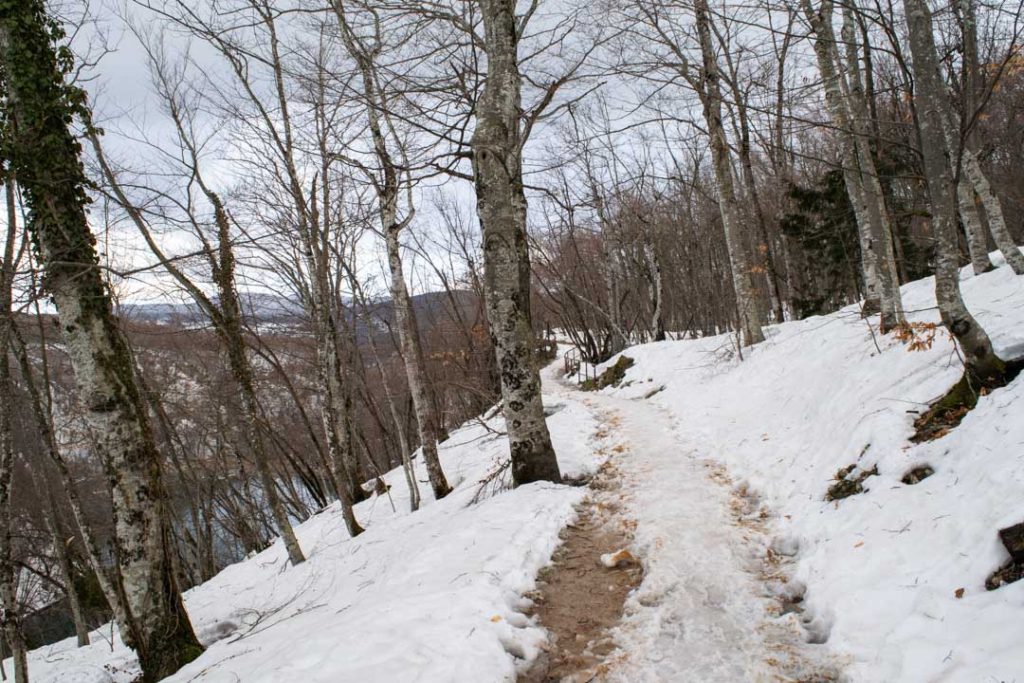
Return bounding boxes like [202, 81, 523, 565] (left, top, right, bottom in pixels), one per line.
[579, 392, 823, 680]
[591, 254, 1024, 681]
[14, 396, 604, 683]
[13, 254, 1024, 682]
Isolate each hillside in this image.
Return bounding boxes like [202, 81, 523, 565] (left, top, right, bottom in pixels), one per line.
[13, 258, 1024, 682]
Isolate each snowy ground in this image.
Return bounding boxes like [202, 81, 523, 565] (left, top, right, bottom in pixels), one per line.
[591, 253, 1024, 682]
[12, 254, 1024, 682]
[18, 394, 606, 683]
[548, 386, 838, 681]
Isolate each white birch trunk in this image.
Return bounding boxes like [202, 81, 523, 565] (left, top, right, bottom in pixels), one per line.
[839, 3, 904, 328]
[0, 10, 203, 677]
[957, 181, 994, 274]
[959, 146, 1024, 274]
[903, 0, 1005, 383]
[10, 324, 131, 638]
[472, 0, 562, 485]
[695, 0, 765, 346]
[384, 231, 452, 499]
[331, 1, 452, 499]
[802, 0, 888, 320]
[0, 181, 28, 683]
[643, 240, 666, 341]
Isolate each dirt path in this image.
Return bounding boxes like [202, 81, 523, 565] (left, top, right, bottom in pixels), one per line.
[520, 413, 643, 683]
[520, 458, 638, 683]
[529, 367, 838, 681]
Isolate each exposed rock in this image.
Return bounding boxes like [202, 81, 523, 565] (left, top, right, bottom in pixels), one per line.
[581, 356, 635, 392]
[901, 465, 934, 485]
[998, 522, 1024, 563]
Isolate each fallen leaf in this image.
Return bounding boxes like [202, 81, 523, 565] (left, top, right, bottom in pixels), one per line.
[854, 541, 865, 548]
[490, 615, 502, 622]
[954, 588, 965, 599]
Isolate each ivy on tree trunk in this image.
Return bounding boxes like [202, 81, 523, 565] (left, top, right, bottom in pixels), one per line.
[0, 1, 203, 679]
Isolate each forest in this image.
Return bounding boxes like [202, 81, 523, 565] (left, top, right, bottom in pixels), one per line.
[0, 0, 1023, 680]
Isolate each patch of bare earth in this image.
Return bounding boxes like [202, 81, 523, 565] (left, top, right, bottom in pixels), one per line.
[520, 417, 642, 683]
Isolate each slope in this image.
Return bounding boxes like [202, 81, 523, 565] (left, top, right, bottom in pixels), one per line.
[591, 253, 1024, 681]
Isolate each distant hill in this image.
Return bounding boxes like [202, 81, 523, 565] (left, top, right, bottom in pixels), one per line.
[118, 289, 481, 340]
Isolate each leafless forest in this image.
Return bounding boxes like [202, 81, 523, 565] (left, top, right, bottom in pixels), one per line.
[0, 0, 1023, 679]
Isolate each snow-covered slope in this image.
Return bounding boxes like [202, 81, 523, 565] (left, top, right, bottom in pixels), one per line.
[20, 399, 604, 683]
[595, 253, 1024, 681]
[14, 254, 1024, 682]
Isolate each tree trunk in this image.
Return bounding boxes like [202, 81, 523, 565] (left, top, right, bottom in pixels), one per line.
[592, 192, 627, 353]
[840, 3, 904, 329]
[903, 0, 1005, 384]
[265, 4, 368, 514]
[957, 181, 994, 274]
[943, 0, 1024, 275]
[958, 146, 1024, 274]
[332, 1, 451, 499]
[726, 67, 785, 323]
[0, 6, 203, 678]
[643, 239, 666, 341]
[695, 0, 765, 346]
[37, 476, 90, 647]
[802, 0, 888, 320]
[358, 289, 420, 512]
[472, 0, 561, 486]
[0, 179, 28, 683]
[318, 328, 367, 531]
[384, 231, 452, 499]
[10, 323, 129, 639]
[208, 200, 308, 565]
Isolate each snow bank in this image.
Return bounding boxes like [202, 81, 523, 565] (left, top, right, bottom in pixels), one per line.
[15, 395, 603, 682]
[598, 255, 1024, 681]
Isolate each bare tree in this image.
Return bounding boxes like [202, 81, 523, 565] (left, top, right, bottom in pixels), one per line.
[802, 0, 904, 331]
[0, 175, 28, 683]
[0, 2, 203, 678]
[85, 34, 330, 557]
[903, 0, 1006, 385]
[471, 0, 562, 484]
[693, 0, 765, 345]
[331, 0, 451, 499]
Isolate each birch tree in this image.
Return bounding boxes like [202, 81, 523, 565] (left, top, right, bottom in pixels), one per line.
[948, 0, 1024, 275]
[0, 1, 203, 678]
[903, 0, 1007, 386]
[472, 0, 562, 485]
[619, 0, 766, 345]
[801, 0, 905, 330]
[146, 0, 372, 508]
[85, 34, 346, 554]
[331, 0, 451, 499]
[693, 0, 765, 345]
[0, 174, 28, 683]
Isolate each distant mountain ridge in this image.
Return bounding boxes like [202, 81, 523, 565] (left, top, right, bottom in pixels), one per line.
[118, 289, 480, 334]
[118, 292, 306, 326]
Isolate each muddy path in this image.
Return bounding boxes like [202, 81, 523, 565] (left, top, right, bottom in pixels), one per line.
[520, 411, 642, 683]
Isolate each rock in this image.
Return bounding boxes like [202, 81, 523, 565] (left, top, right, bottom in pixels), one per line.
[901, 465, 934, 485]
[998, 522, 1024, 562]
[986, 560, 1024, 591]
